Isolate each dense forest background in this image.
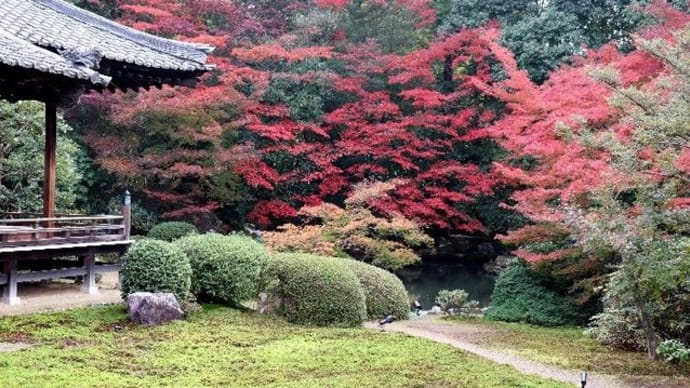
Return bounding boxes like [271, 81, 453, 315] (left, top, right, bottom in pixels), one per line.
[51, 0, 683, 236]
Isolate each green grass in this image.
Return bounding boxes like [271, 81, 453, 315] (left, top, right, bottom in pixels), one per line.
[446, 316, 690, 385]
[0, 306, 570, 388]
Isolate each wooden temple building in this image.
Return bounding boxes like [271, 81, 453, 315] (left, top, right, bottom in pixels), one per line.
[0, 0, 213, 304]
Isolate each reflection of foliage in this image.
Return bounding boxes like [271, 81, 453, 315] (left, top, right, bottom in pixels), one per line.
[263, 182, 433, 270]
[0, 101, 86, 213]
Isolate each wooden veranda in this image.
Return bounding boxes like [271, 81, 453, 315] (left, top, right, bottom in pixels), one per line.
[0, 199, 132, 305]
[0, 0, 213, 305]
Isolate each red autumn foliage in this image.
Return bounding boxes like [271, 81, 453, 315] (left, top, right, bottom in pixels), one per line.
[467, 2, 690, 261]
[232, 23, 502, 231]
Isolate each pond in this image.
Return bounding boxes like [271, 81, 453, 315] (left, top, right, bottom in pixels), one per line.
[396, 261, 495, 309]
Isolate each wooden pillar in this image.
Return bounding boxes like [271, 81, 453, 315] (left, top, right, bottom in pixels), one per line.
[80, 252, 98, 295]
[43, 101, 57, 219]
[2, 257, 20, 305]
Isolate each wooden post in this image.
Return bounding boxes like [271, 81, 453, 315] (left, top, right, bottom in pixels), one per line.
[43, 101, 57, 219]
[122, 190, 131, 239]
[2, 257, 20, 305]
[80, 252, 98, 295]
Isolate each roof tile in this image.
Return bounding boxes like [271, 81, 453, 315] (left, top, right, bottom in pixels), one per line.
[0, 0, 213, 88]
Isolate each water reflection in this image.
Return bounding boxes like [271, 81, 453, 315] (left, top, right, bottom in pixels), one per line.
[395, 262, 495, 309]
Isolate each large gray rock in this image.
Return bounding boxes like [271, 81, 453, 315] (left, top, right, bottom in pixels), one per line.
[483, 255, 515, 275]
[127, 292, 184, 325]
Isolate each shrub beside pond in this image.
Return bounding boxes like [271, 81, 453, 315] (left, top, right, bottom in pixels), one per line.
[342, 259, 409, 320]
[435, 289, 480, 316]
[263, 253, 367, 327]
[176, 233, 268, 306]
[120, 239, 191, 301]
[485, 259, 578, 326]
[148, 221, 198, 242]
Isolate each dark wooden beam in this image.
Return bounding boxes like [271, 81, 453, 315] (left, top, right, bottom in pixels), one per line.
[43, 101, 57, 219]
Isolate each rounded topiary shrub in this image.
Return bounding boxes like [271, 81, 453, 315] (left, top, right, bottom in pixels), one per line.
[148, 221, 198, 242]
[175, 233, 269, 306]
[263, 253, 367, 327]
[485, 259, 578, 326]
[120, 239, 191, 301]
[342, 259, 409, 320]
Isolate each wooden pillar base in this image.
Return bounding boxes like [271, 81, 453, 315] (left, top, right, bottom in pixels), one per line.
[80, 254, 99, 295]
[2, 257, 20, 305]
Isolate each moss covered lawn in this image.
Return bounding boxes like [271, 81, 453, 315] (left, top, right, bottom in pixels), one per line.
[448, 316, 690, 387]
[0, 306, 570, 387]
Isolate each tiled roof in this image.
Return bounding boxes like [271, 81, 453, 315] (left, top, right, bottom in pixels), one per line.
[0, 30, 111, 86]
[0, 0, 214, 88]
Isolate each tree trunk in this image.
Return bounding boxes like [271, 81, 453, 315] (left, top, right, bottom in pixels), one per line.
[634, 296, 659, 360]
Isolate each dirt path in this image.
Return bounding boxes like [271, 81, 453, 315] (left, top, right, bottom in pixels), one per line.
[364, 317, 630, 388]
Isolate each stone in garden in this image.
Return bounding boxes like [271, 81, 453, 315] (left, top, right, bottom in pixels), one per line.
[256, 292, 282, 314]
[483, 255, 514, 275]
[429, 305, 443, 314]
[127, 292, 184, 325]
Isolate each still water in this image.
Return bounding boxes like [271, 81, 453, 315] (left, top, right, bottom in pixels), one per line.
[396, 262, 495, 309]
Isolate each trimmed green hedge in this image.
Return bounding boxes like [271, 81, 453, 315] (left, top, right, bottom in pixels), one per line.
[263, 253, 367, 327]
[485, 259, 577, 326]
[175, 233, 268, 306]
[342, 259, 409, 320]
[148, 221, 198, 242]
[120, 239, 191, 301]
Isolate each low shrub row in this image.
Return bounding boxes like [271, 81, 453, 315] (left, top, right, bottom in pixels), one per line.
[121, 233, 267, 306]
[258, 254, 411, 326]
[121, 237, 410, 327]
[263, 253, 367, 327]
[176, 233, 268, 307]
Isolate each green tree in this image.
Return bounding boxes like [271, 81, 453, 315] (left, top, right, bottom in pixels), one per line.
[501, 8, 583, 83]
[0, 101, 85, 213]
[567, 27, 690, 359]
[433, 0, 678, 83]
[433, 0, 541, 32]
[338, 0, 432, 53]
[550, 0, 646, 47]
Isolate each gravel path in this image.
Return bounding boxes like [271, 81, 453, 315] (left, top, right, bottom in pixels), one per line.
[364, 317, 630, 388]
[0, 342, 31, 352]
[0, 273, 122, 317]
